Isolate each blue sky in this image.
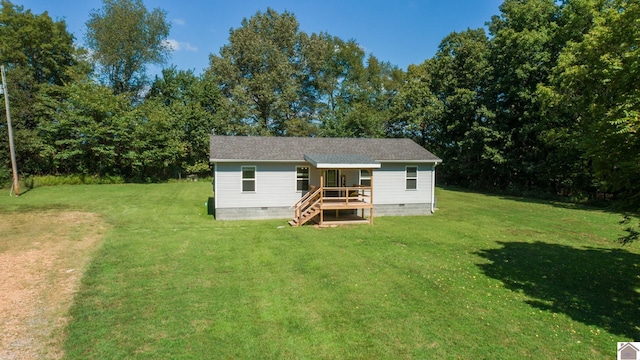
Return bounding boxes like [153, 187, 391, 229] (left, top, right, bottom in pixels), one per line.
[18, 0, 503, 74]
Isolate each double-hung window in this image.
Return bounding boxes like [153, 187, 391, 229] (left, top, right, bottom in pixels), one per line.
[296, 166, 309, 191]
[406, 166, 417, 190]
[242, 166, 256, 192]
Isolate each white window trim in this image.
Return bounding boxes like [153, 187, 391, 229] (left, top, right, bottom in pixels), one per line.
[405, 165, 418, 190]
[296, 165, 310, 192]
[359, 169, 371, 186]
[241, 165, 256, 193]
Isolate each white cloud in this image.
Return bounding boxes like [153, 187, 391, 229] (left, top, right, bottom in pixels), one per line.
[164, 39, 179, 51]
[172, 18, 186, 26]
[164, 39, 197, 52]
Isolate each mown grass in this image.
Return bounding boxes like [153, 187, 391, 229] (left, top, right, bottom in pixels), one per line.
[0, 183, 638, 359]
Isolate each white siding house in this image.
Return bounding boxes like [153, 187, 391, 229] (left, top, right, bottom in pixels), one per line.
[210, 135, 442, 224]
[214, 162, 309, 219]
[373, 163, 437, 216]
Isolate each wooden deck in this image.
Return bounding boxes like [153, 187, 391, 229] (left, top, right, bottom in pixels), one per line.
[290, 184, 374, 227]
[320, 198, 373, 210]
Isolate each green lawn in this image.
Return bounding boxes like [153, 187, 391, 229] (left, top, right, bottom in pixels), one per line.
[1, 183, 638, 359]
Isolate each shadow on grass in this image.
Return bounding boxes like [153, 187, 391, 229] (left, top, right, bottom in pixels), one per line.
[476, 241, 640, 340]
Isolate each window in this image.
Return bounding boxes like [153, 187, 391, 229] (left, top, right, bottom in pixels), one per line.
[360, 169, 371, 186]
[296, 166, 309, 191]
[242, 166, 255, 192]
[406, 166, 417, 190]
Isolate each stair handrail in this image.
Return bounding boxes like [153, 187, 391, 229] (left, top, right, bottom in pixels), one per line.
[293, 185, 322, 223]
[296, 196, 322, 226]
[300, 188, 321, 214]
[292, 185, 318, 209]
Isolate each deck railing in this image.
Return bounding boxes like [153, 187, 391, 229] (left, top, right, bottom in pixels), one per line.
[321, 186, 372, 206]
[292, 186, 322, 226]
[291, 182, 374, 226]
[292, 185, 318, 210]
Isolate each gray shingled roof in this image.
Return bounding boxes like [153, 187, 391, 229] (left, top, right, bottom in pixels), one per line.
[210, 135, 442, 162]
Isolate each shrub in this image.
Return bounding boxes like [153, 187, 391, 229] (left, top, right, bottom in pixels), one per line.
[28, 174, 125, 187]
[0, 164, 10, 188]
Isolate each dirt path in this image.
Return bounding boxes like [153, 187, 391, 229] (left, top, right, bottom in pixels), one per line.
[0, 211, 106, 360]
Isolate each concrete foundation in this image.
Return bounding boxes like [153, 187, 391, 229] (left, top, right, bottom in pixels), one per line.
[373, 203, 433, 217]
[214, 206, 293, 220]
[213, 203, 433, 220]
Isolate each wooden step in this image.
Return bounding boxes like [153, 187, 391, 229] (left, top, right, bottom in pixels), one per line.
[303, 206, 319, 214]
[302, 209, 319, 218]
[292, 208, 321, 227]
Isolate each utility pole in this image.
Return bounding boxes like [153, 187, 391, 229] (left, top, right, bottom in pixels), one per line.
[1, 65, 19, 196]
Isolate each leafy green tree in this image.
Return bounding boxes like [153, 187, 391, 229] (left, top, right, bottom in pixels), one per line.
[307, 33, 366, 137]
[208, 8, 312, 136]
[148, 67, 202, 107]
[339, 55, 403, 138]
[38, 73, 191, 181]
[0, 0, 75, 85]
[427, 29, 499, 187]
[37, 78, 135, 177]
[131, 101, 187, 180]
[388, 62, 443, 147]
[486, 0, 568, 191]
[299, 33, 402, 138]
[553, 0, 640, 208]
[0, 0, 76, 179]
[147, 67, 222, 176]
[86, 0, 170, 96]
[209, 8, 403, 138]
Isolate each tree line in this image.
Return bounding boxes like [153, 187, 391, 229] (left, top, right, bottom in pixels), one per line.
[0, 0, 638, 214]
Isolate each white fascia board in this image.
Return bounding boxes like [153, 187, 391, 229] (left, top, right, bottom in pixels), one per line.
[209, 158, 441, 165]
[378, 159, 442, 164]
[210, 159, 301, 163]
[313, 163, 382, 169]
